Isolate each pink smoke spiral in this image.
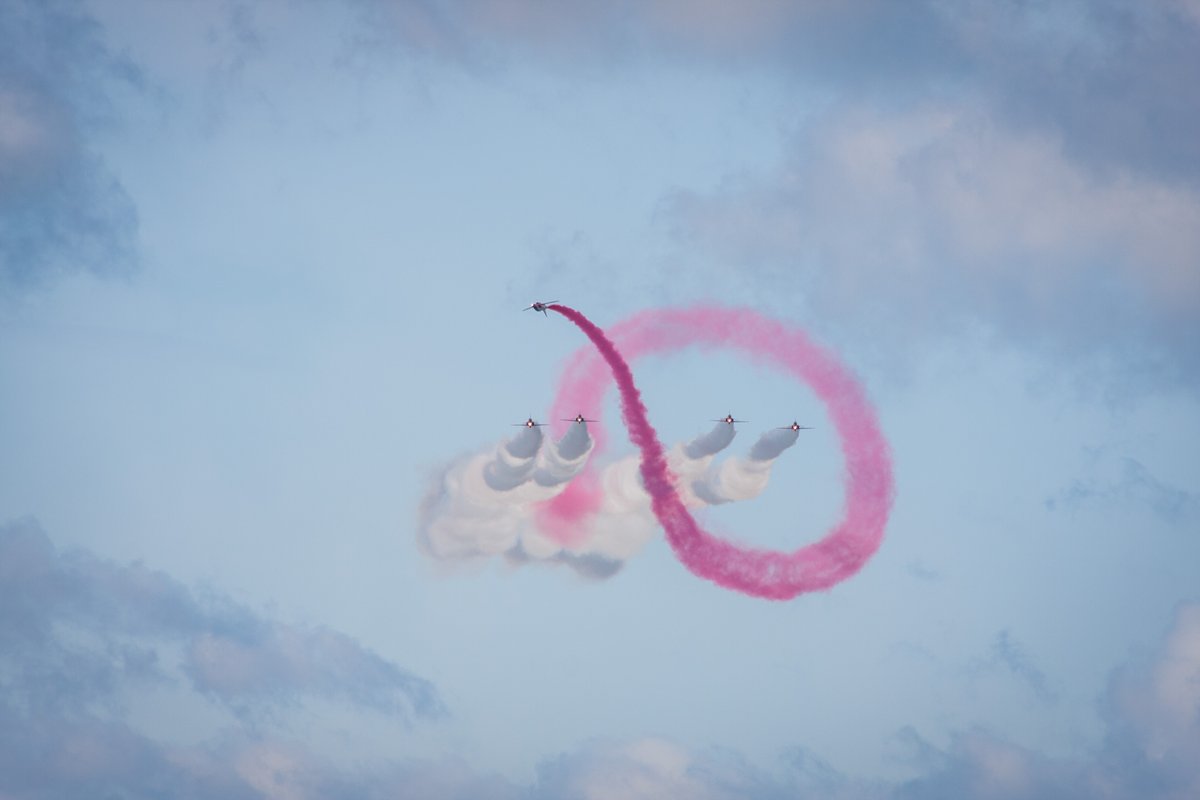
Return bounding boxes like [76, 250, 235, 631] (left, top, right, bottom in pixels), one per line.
[542, 305, 894, 600]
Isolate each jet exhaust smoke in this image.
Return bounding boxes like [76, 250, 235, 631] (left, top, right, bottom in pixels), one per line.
[527, 420, 787, 566]
[418, 413, 788, 577]
[418, 423, 594, 562]
[692, 427, 800, 506]
[545, 304, 894, 600]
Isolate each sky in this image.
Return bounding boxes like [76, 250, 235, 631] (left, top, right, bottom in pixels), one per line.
[1, 0, 1198, 797]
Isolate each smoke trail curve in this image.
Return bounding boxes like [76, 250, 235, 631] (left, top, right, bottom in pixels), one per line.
[546, 304, 894, 600]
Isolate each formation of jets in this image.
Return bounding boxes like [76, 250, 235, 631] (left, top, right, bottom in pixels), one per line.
[515, 413, 810, 430]
[518, 304, 809, 433]
[712, 415, 811, 430]
[513, 413, 599, 428]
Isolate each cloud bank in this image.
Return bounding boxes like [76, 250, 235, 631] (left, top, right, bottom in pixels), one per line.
[4, 527, 1199, 797]
[663, 102, 1200, 378]
[648, 1, 1198, 382]
[0, 516, 444, 797]
[0, 517, 440, 721]
[1047, 454, 1200, 524]
[0, 0, 141, 290]
[340, 0, 1200, 383]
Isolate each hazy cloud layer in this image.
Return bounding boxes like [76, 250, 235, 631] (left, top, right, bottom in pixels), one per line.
[341, 0, 1200, 381]
[351, 0, 1199, 179]
[0, 0, 141, 289]
[0, 517, 441, 720]
[663, 99, 1200, 379]
[967, 629, 1059, 707]
[1047, 455, 1200, 524]
[650, 1, 1198, 381]
[0, 517, 449, 797]
[0, 719, 524, 800]
[3, 516, 1198, 800]
[350, 0, 959, 73]
[528, 602, 1199, 800]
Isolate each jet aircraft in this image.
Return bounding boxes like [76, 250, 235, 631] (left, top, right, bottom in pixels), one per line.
[513, 417, 547, 428]
[524, 300, 558, 316]
[713, 414, 748, 425]
[779, 421, 813, 432]
[562, 414, 597, 424]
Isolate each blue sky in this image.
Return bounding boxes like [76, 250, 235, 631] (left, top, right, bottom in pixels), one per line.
[2, 1, 1198, 797]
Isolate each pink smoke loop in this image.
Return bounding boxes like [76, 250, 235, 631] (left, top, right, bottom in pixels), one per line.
[540, 306, 894, 600]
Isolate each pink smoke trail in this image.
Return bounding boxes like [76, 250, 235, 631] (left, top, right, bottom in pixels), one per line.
[544, 304, 894, 600]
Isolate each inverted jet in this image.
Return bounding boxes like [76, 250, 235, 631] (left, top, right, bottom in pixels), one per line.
[523, 300, 558, 316]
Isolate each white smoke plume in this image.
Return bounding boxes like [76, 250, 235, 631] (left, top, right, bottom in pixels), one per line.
[592, 423, 801, 511]
[418, 421, 802, 578]
[555, 424, 803, 570]
[693, 427, 801, 505]
[418, 423, 594, 561]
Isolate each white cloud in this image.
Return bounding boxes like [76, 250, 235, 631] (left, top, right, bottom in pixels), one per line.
[1110, 603, 1200, 783]
[528, 603, 1200, 800]
[533, 738, 793, 800]
[5, 523, 1198, 800]
[0, 0, 141, 288]
[664, 102, 1200, 376]
[0, 518, 441, 721]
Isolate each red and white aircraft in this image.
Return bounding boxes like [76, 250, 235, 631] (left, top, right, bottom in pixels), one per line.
[562, 413, 597, 424]
[513, 417, 547, 428]
[778, 421, 813, 432]
[713, 414, 748, 425]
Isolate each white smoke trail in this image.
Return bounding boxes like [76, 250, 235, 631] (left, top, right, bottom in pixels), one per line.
[589, 424, 799, 511]
[419, 422, 802, 578]
[418, 424, 594, 561]
[532, 424, 802, 574]
[693, 427, 800, 505]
